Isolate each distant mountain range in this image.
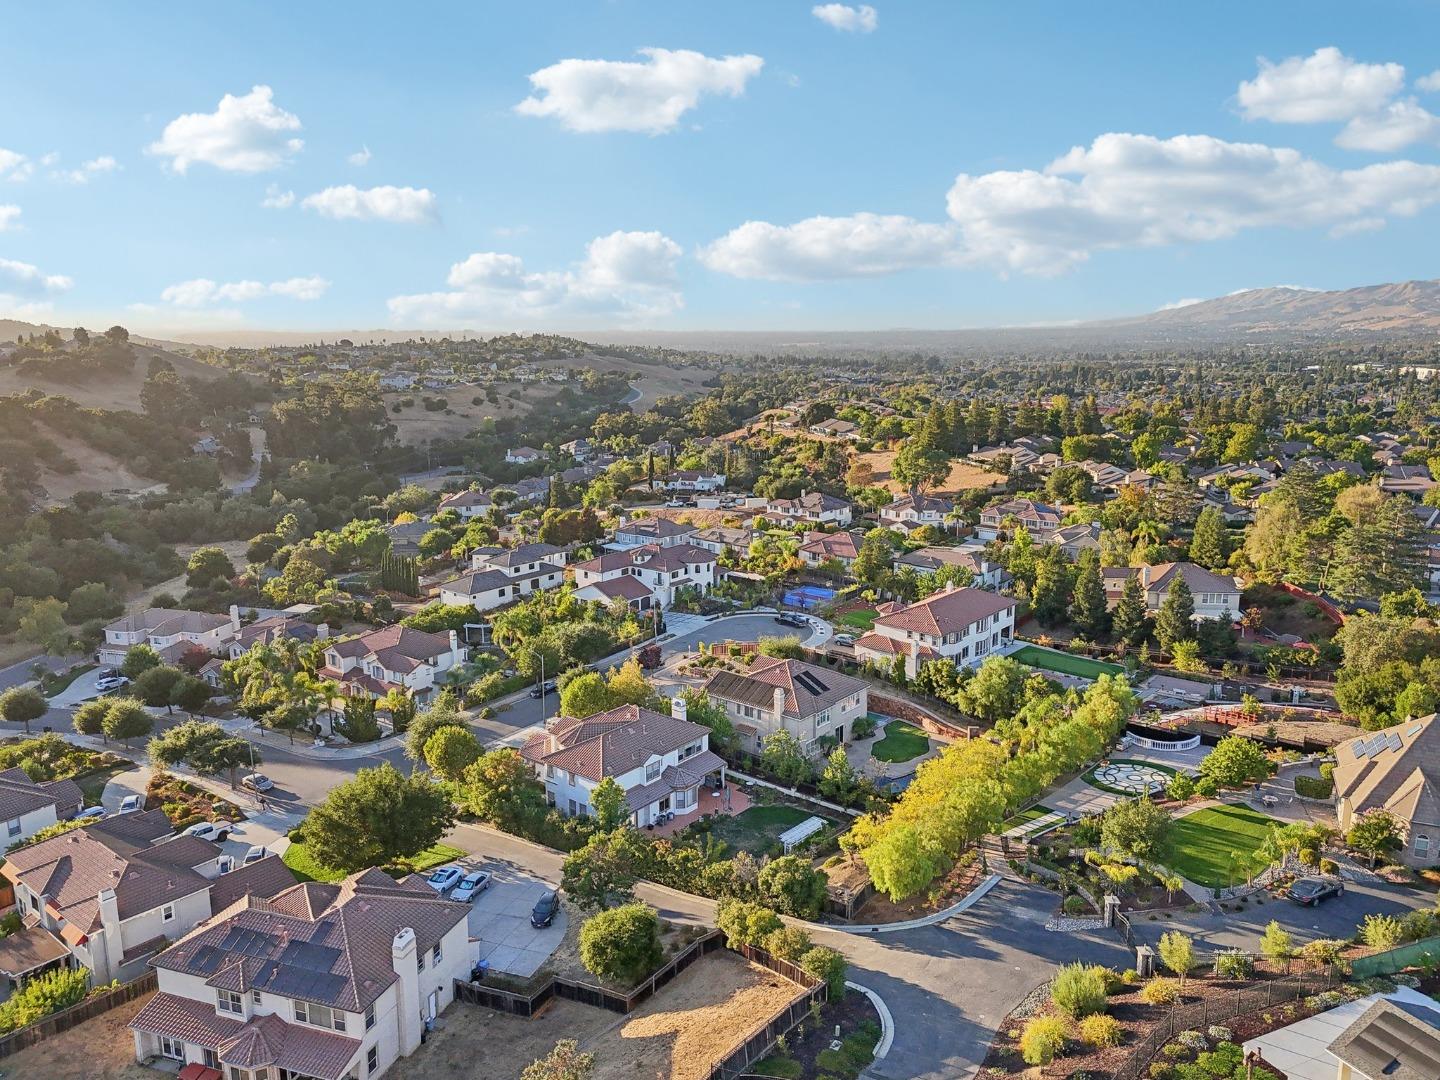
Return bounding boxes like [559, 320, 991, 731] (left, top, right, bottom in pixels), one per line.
[5, 277, 1440, 355]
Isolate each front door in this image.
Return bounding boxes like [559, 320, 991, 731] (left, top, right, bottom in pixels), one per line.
[659, 796, 670, 813]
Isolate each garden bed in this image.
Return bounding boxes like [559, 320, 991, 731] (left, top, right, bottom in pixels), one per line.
[849, 849, 984, 923]
[146, 772, 244, 829]
[750, 988, 881, 1080]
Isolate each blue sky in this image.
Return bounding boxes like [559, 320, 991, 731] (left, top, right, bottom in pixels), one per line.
[2, 1, 1440, 334]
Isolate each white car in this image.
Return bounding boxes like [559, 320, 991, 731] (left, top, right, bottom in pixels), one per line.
[241, 773, 274, 793]
[424, 865, 464, 894]
[75, 806, 107, 822]
[451, 870, 492, 903]
[243, 845, 268, 865]
[95, 675, 129, 692]
[118, 795, 142, 814]
[181, 821, 231, 843]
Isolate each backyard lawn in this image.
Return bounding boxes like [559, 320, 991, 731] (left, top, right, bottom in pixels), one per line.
[836, 608, 877, 631]
[1010, 644, 1124, 680]
[870, 720, 930, 763]
[1163, 804, 1277, 889]
[708, 804, 821, 855]
[282, 840, 466, 883]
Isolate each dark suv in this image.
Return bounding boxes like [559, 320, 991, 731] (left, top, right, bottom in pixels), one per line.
[531, 890, 561, 928]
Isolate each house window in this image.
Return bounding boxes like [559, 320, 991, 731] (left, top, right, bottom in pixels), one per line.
[432, 943, 442, 965]
[218, 990, 243, 1015]
[294, 1000, 336, 1029]
[5, 818, 18, 838]
[365, 1003, 376, 1030]
[368, 1047, 379, 1074]
[162, 903, 175, 923]
[417, 951, 425, 972]
[252, 990, 262, 1005]
[645, 760, 662, 783]
[159, 1036, 184, 1060]
[1417, 834, 1431, 858]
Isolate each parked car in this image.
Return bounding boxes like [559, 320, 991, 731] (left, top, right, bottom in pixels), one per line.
[75, 805, 107, 822]
[832, 633, 856, 647]
[528, 679, 557, 699]
[531, 890, 561, 928]
[774, 612, 808, 629]
[118, 794, 142, 814]
[1287, 878, 1344, 906]
[95, 674, 130, 692]
[451, 870, 493, 903]
[241, 773, 274, 793]
[425, 865, 464, 894]
[243, 845, 268, 866]
[181, 821, 231, 843]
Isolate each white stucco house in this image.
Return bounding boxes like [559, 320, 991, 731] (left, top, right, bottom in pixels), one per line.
[99, 608, 239, 667]
[0, 768, 83, 848]
[571, 543, 716, 609]
[853, 584, 1017, 678]
[318, 625, 465, 705]
[704, 657, 869, 757]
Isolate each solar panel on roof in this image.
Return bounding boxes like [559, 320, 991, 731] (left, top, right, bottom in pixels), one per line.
[1408, 725, 1424, 737]
[219, 926, 278, 959]
[279, 940, 341, 972]
[1386, 733, 1403, 752]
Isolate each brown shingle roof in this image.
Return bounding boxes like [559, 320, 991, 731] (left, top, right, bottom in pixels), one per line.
[871, 587, 1015, 637]
[0, 768, 81, 821]
[520, 704, 708, 783]
[1334, 714, 1440, 828]
[705, 657, 866, 720]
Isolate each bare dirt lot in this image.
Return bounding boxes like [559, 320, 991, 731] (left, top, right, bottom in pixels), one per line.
[126, 539, 253, 608]
[413, 952, 799, 1080]
[534, 354, 716, 411]
[385, 384, 560, 446]
[0, 990, 157, 1080]
[857, 449, 1004, 495]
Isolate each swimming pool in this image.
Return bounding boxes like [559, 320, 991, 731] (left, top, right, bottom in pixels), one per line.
[781, 584, 837, 610]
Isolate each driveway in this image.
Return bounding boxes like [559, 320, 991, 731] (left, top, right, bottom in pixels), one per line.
[0, 653, 71, 693]
[462, 859, 567, 978]
[101, 767, 295, 864]
[662, 612, 821, 656]
[50, 667, 110, 708]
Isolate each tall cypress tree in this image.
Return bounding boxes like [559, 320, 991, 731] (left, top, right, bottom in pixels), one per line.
[1155, 577, 1196, 650]
[1069, 552, 1110, 638]
[1113, 574, 1149, 645]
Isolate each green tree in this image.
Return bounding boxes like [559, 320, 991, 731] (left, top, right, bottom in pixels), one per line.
[462, 748, 547, 831]
[1189, 507, 1227, 569]
[954, 656, 1029, 724]
[120, 644, 162, 679]
[578, 903, 662, 984]
[132, 665, 184, 712]
[1069, 552, 1110, 638]
[760, 730, 812, 786]
[101, 697, 153, 746]
[1154, 578, 1196, 650]
[1259, 919, 1293, 970]
[1112, 574, 1149, 645]
[521, 1040, 595, 1080]
[863, 822, 943, 902]
[72, 699, 110, 741]
[589, 776, 629, 832]
[757, 854, 828, 918]
[562, 828, 647, 911]
[1030, 548, 1072, 627]
[0, 687, 46, 736]
[303, 763, 455, 873]
[423, 725, 482, 782]
[678, 688, 738, 756]
[334, 697, 382, 743]
[186, 546, 237, 587]
[1347, 809, 1402, 868]
[0, 966, 91, 1033]
[715, 897, 783, 947]
[403, 700, 466, 762]
[16, 597, 68, 651]
[65, 582, 122, 623]
[1158, 929, 1195, 984]
[1100, 797, 1171, 859]
[148, 719, 255, 789]
[799, 945, 848, 998]
[558, 672, 614, 719]
[169, 675, 213, 716]
[1197, 734, 1272, 788]
[818, 745, 861, 806]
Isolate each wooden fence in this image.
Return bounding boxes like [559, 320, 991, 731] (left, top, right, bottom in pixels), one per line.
[0, 969, 156, 1060]
[706, 944, 828, 1080]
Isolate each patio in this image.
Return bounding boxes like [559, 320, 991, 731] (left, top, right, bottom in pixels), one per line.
[644, 782, 751, 839]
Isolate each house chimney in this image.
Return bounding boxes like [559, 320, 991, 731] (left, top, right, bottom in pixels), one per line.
[448, 629, 460, 657]
[392, 927, 423, 1056]
[671, 696, 687, 723]
[229, 604, 241, 633]
[773, 686, 787, 727]
[316, 623, 330, 641]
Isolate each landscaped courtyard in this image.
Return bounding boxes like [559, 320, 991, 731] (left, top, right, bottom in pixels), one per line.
[1162, 803, 1278, 889]
[1009, 644, 1124, 680]
[869, 719, 930, 763]
[1084, 758, 1175, 796]
[706, 803, 824, 855]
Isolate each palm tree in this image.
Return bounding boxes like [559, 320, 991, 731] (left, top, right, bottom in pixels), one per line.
[1133, 519, 1164, 548]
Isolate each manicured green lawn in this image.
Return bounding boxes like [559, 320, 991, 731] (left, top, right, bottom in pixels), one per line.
[708, 804, 819, 855]
[1010, 644, 1124, 679]
[869, 720, 930, 763]
[1163, 804, 1277, 889]
[282, 840, 466, 884]
[41, 663, 97, 698]
[836, 608, 878, 631]
[1003, 805, 1054, 830]
[76, 764, 130, 808]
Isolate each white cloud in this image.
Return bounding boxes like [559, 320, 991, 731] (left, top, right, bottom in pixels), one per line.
[515, 48, 764, 134]
[1237, 47, 1403, 123]
[698, 212, 956, 280]
[1336, 98, 1440, 151]
[347, 145, 372, 167]
[1158, 297, 1204, 310]
[388, 230, 683, 325]
[299, 184, 438, 224]
[158, 275, 329, 308]
[1329, 216, 1386, 237]
[703, 132, 1440, 280]
[148, 86, 303, 173]
[0, 205, 20, 231]
[53, 155, 119, 184]
[261, 184, 295, 209]
[1419, 70, 1440, 93]
[0, 256, 72, 296]
[812, 4, 878, 33]
[0, 149, 33, 182]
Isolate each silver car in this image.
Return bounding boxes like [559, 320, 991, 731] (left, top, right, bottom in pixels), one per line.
[451, 870, 492, 903]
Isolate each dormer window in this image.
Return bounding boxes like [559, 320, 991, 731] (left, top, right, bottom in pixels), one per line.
[645, 759, 662, 783]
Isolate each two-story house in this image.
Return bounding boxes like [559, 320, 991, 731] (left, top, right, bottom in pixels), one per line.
[975, 498, 1063, 541]
[226, 611, 328, 660]
[768, 491, 853, 527]
[879, 494, 955, 533]
[1, 811, 295, 986]
[704, 658, 868, 756]
[438, 544, 566, 613]
[560, 437, 593, 461]
[571, 544, 716, 610]
[130, 868, 471, 1080]
[853, 584, 1017, 679]
[612, 517, 697, 549]
[895, 545, 1006, 589]
[318, 626, 465, 705]
[690, 525, 757, 558]
[504, 446, 542, 464]
[99, 608, 239, 667]
[436, 488, 494, 520]
[657, 470, 726, 493]
[0, 767, 82, 847]
[798, 530, 862, 572]
[1101, 562, 1242, 621]
[520, 701, 727, 827]
[1045, 521, 1103, 561]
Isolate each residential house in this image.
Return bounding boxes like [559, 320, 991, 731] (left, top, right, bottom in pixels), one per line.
[690, 525, 756, 558]
[657, 469, 726, 493]
[571, 544, 716, 610]
[1332, 715, 1440, 866]
[704, 657, 868, 756]
[1381, 464, 1436, 498]
[384, 520, 432, 559]
[809, 418, 859, 440]
[521, 701, 727, 827]
[613, 516, 697, 549]
[1046, 521, 1103, 560]
[1101, 562, 1242, 620]
[1074, 459, 1130, 490]
[560, 437, 593, 461]
[1, 810, 295, 986]
[100, 608, 239, 667]
[975, 498, 1063, 541]
[1325, 993, 1440, 1080]
[969, 445, 1037, 473]
[509, 476, 550, 504]
[439, 543, 566, 613]
[318, 626, 465, 704]
[895, 545, 1006, 588]
[879, 494, 955, 532]
[853, 584, 1016, 678]
[798, 530, 862, 572]
[504, 446, 542, 464]
[192, 435, 222, 456]
[436, 488, 494, 521]
[0, 768, 82, 847]
[767, 491, 853, 527]
[130, 868, 471, 1080]
[226, 612, 328, 660]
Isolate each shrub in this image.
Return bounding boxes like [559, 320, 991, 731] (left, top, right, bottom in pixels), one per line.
[1019, 1015, 1069, 1066]
[1360, 913, 1405, 950]
[1214, 950, 1255, 979]
[1176, 1029, 1208, 1052]
[1051, 962, 1109, 1018]
[1194, 777, 1218, 798]
[1194, 1041, 1244, 1077]
[1141, 977, 1181, 1005]
[799, 946, 848, 998]
[577, 904, 663, 985]
[1149, 1065, 1176, 1080]
[1293, 774, 1333, 799]
[1078, 1013, 1123, 1047]
[716, 898, 784, 948]
[1206, 1025, 1233, 1042]
[762, 926, 814, 965]
[0, 966, 91, 1033]
[1319, 857, 1339, 875]
[1400, 909, 1437, 942]
[1063, 894, 1090, 915]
